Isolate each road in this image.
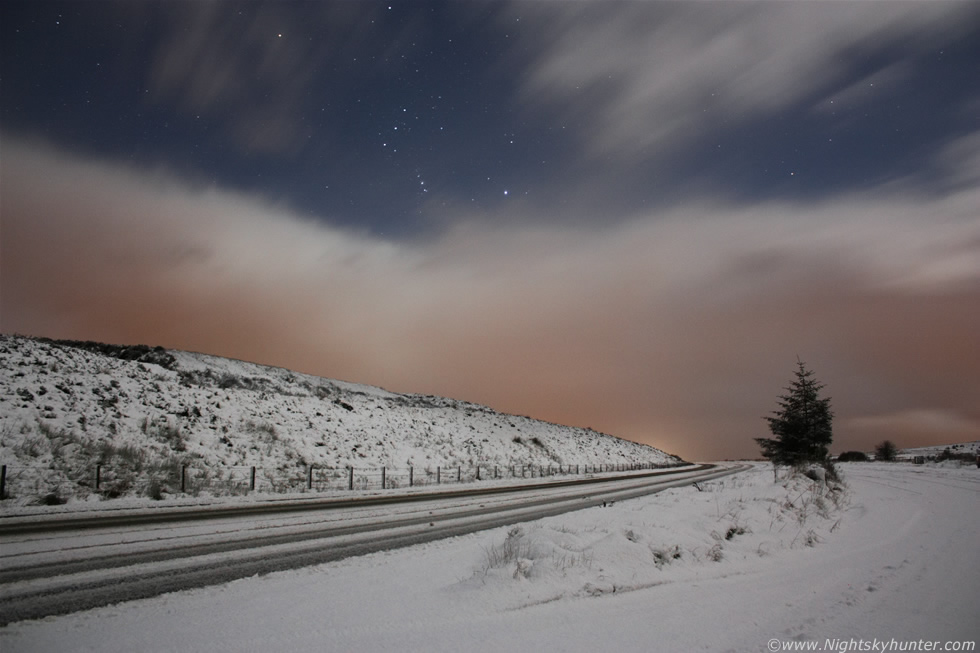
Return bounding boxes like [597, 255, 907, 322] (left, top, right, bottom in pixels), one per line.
[0, 464, 743, 625]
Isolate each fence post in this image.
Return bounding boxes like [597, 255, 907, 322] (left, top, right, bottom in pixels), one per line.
[1, 464, 6, 500]
[181, 465, 186, 493]
[476, 466, 480, 481]
[348, 466, 354, 491]
[307, 465, 313, 490]
[96, 464, 102, 491]
[381, 466, 386, 489]
[250, 466, 256, 492]
[409, 466, 414, 487]
[457, 466, 461, 483]
[494, 466, 498, 479]
[437, 466, 441, 484]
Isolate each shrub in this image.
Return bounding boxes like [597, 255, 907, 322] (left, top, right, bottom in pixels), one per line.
[482, 526, 535, 571]
[145, 479, 165, 501]
[936, 449, 976, 464]
[798, 529, 821, 548]
[39, 491, 67, 506]
[874, 440, 899, 462]
[707, 543, 724, 562]
[837, 451, 868, 462]
[14, 434, 47, 458]
[652, 545, 682, 568]
[154, 421, 186, 451]
[822, 460, 842, 484]
[725, 525, 746, 540]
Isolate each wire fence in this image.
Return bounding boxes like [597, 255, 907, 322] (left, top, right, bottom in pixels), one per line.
[0, 461, 669, 502]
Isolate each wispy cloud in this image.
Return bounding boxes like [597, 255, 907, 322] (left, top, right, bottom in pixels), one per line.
[510, 2, 975, 163]
[141, 2, 385, 154]
[3, 135, 978, 459]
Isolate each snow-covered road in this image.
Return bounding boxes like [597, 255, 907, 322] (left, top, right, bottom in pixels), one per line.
[2, 463, 977, 652]
[0, 465, 738, 624]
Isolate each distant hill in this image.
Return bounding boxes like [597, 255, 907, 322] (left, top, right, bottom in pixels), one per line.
[0, 335, 683, 503]
[899, 441, 979, 459]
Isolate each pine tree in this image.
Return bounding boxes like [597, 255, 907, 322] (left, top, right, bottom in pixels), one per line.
[756, 359, 833, 468]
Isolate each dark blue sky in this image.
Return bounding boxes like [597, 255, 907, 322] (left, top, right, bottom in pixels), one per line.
[2, 1, 979, 460]
[3, 1, 977, 236]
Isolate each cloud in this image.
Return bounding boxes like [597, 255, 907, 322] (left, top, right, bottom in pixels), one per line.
[142, 2, 386, 154]
[936, 129, 980, 191]
[845, 410, 980, 451]
[810, 61, 911, 117]
[2, 136, 978, 460]
[509, 1, 976, 163]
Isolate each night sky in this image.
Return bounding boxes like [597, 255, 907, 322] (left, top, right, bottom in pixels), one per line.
[2, 1, 979, 461]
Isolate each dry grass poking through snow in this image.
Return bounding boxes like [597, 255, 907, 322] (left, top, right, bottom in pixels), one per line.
[465, 464, 850, 608]
[0, 334, 682, 505]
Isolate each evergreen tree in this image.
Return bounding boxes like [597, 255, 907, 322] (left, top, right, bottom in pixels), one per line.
[756, 359, 833, 468]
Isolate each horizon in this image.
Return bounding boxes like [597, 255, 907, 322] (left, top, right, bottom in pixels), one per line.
[2, 1, 978, 461]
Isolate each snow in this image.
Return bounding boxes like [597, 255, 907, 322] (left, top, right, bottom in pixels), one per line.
[0, 334, 681, 505]
[3, 462, 976, 651]
[0, 467, 707, 570]
[899, 441, 979, 458]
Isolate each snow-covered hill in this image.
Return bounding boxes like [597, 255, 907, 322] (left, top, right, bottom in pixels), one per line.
[0, 335, 682, 502]
[898, 440, 979, 460]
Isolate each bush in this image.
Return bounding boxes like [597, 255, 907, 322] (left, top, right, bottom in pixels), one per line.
[707, 543, 724, 562]
[145, 479, 165, 501]
[652, 545, 682, 568]
[39, 492, 67, 506]
[822, 459, 842, 484]
[725, 525, 746, 540]
[837, 451, 868, 462]
[874, 440, 899, 462]
[482, 526, 534, 571]
[936, 450, 977, 464]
